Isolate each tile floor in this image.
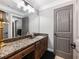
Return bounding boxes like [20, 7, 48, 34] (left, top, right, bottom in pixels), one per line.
[41, 51, 64, 59]
[23, 51, 64, 59]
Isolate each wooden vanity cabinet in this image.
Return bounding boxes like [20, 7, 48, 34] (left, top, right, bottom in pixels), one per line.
[8, 36, 48, 59]
[35, 36, 48, 59]
[40, 37, 48, 57]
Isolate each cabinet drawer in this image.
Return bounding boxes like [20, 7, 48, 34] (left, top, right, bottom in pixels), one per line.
[36, 41, 40, 48]
[21, 45, 35, 58]
[8, 53, 22, 59]
[9, 45, 35, 59]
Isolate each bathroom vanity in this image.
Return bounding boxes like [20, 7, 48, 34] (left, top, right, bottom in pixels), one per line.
[0, 34, 48, 59]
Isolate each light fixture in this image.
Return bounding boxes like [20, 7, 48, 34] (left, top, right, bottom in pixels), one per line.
[12, 0, 35, 13]
[23, 0, 35, 13]
[17, 1, 25, 8]
[23, 5, 28, 11]
[12, 0, 25, 8]
[28, 7, 35, 13]
[23, 5, 35, 13]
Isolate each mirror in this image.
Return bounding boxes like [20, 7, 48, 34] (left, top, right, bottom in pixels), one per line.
[3, 23, 8, 39]
[0, 0, 36, 40]
[3, 13, 29, 39]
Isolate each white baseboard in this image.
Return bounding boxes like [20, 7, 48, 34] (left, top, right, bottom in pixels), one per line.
[47, 48, 54, 52]
[55, 56, 64, 59]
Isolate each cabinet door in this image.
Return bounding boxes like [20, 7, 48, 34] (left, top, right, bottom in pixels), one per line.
[44, 37, 48, 51]
[35, 41, 41, 59]
[40, 39, 45, 57]
[40, 37, 48, 57]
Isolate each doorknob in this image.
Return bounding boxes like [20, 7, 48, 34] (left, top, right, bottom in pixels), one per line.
[71, 43, 76, 49]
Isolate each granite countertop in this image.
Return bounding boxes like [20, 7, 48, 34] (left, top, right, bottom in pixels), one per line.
[0, 36, 46, 59]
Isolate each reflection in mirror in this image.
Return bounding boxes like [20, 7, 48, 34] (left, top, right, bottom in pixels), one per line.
[3, 15, 29, 39]
[1, 0, 36, 40]
[3, 23, 8, 38]
[3, 13, 9, 39]
[13, 17, 22, 37]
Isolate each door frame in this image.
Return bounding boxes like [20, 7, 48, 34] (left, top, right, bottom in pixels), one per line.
[73, 0, 79, 59]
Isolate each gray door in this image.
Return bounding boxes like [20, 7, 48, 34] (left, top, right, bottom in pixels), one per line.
[54, 5, 73, 59]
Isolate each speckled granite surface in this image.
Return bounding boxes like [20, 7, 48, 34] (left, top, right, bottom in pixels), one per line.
[0, 36, 46, 59]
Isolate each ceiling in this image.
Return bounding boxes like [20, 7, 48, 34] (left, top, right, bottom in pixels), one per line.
[0, 0, 71, 16]
[0, 0, 56, 11]
[0, 0, 26, 13]
[25, 0, 56, 9]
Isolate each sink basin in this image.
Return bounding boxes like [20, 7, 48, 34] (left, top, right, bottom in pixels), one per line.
[34, 36, 44, 39]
